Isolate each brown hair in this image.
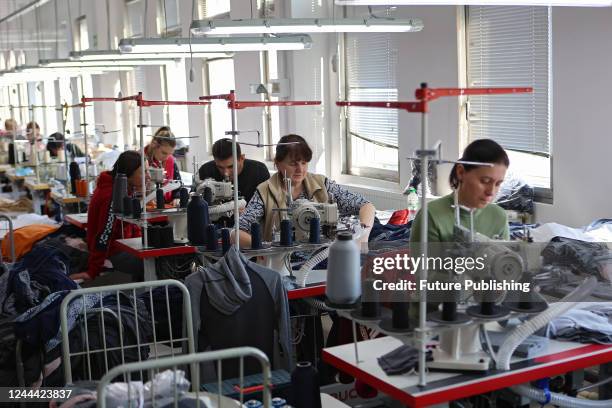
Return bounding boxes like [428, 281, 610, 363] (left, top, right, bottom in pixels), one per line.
[4, 118, 17, 131]
[153, 126, 176, 148]
[274, 134, 312, 163]
[26, 121, 40, 131]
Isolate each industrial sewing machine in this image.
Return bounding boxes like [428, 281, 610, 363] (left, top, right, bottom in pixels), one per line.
[196, 178, 234, 204]
[287, 198, 339, 242]
[425, 196, 535, 371]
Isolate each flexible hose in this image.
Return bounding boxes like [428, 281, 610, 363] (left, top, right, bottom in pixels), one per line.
[512, 384, 612, 407]
[295, 225, 366, 288]
[208, 199, 246, 215]
[496, 277, 597, 370]
[303, 296, 335, 312]
[296, 247, 330, 288]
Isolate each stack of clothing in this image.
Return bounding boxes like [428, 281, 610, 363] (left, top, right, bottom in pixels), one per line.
[548, 304, 612, 344]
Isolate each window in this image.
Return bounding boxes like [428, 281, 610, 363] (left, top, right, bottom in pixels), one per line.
[126, 0, 145, 38]
[158, 0, 180, 36]
[204, 58, 235, 148]
[343, 33, 399, 181]
[76, 16, 89, 51]
[466, 6, 552, 200]
[198, 0, 230, 18]
[261, 50, 281, 160]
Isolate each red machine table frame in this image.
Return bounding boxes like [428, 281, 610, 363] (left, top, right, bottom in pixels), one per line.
[323, 335, 612, 407]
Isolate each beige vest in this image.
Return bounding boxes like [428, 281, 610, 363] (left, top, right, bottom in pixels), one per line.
[257, 172, 328, 241]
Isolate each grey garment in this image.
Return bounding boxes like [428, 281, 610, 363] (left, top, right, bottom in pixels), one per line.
[195, 246, 252, 315]
[377, 345, 421, 375]
[185, 246, 292, 370]
[547, 305, 612, 344]
[109, 252, 144, 281]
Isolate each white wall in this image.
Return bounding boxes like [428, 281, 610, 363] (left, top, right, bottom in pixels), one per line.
[533, 7, 612, 227]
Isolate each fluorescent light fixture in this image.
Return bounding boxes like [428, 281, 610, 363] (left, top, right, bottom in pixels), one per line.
[0, 65, 133, 85]
[15, 65, 133, 74]
[190, 18, 423, 35]
[40, 58, 177, 67]
[118, 35, 313, 53]
[70, 49, 230, 60]
[0, 0, 54, 25]
[334, 0, 612, 5]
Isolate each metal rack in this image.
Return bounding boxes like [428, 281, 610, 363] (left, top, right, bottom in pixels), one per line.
[97, 346, 272, 408]
[59, 279, 196, 385]
[336, 83, 533, 386]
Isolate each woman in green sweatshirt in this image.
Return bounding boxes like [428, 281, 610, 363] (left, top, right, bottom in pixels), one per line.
[410, 139, 510, 244]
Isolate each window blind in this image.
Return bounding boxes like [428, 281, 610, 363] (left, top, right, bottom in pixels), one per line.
[467, 6, 550, 156]
[345, 33, 399, 149]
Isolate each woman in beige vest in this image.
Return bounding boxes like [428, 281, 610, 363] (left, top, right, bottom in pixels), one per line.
[235, 134, 376, 248]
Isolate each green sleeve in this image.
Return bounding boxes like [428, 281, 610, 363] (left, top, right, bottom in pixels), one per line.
[501, 211, 510, 240]
[410, 209, 441, 243]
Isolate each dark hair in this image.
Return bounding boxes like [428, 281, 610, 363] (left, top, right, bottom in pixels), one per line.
[46, 132, 64, 153]
[449, 139, 509, 189]
[111, 150, 143, 178]
[152, 126, 176, 148]
[212, 138, 241, 160]
[274, 134, 312, 163]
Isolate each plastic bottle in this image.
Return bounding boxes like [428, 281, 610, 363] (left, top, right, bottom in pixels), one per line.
[406, 187, 419, 221]
[326, 232, 361, 306]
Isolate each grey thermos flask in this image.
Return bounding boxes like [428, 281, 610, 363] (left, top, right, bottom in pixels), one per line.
[326, 232, 361, 305]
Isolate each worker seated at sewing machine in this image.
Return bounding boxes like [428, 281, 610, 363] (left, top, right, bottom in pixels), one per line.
[411, 138, 509, 244]
[405, 139, 528, 371]
[234, 134, 376, 248]
[198, 138, 270, 203]
[145, 127, 182, 204]
[69, 151, 149, 282]
[46, 132, 85, 160]
[26, 121, 46, 164]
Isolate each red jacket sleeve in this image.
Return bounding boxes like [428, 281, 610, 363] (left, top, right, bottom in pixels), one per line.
[86, 189, 112, 279]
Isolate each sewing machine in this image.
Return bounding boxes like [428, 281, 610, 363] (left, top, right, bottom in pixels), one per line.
[289, 198, 339, 242]
[196, 178, 234, 204]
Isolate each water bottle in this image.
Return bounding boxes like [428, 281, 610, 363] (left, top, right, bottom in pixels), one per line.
[326, 232, 361, 306]
[406, 187, 419, 221]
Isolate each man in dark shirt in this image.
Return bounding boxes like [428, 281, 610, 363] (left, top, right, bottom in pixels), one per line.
[198, 138, 270, 203]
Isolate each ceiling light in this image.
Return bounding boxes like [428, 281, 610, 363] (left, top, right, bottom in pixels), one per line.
[190, 18, 423, 35]
[70, 49, 231, 61]
[118, 35, 313, 53]
[334, 0, 612, 5]
[40, 58, 177, 67]
[15, 65, 133, 74]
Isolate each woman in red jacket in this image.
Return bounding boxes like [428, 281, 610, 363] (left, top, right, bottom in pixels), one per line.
[71, 150, 150, 281]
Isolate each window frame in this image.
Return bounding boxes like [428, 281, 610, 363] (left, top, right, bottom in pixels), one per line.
[158, 0, 181, 37]
[125, 0, 145, 39]
[463, 5, 553, 204]
[203, 57, 235, 154]
[340, 32, 400, 183]
[198, 0, 231, 19]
